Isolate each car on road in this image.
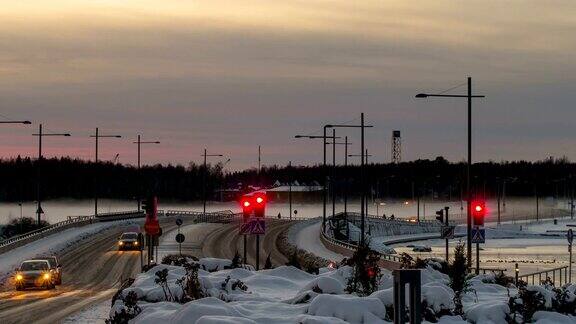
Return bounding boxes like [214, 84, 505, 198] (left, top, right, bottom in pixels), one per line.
[38, 255, 62, 285]
[14, 259, 56, 290]
[118, 232, 141, 251]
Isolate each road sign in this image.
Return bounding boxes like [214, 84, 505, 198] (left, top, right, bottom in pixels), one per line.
[176, 218, 183, 226]
[175, 233, 185, 243]
[239, 218, 266, 235]
[441, 226, 455, 239]
[567, 229, 574, 244]
[251, 219, 265, 234]
[471, 228, 485, 244]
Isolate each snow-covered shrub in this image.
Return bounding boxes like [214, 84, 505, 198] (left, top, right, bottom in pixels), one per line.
[179, 262, 204, 302]
[551, 285, 576, 315]
[508, 285, 547, 323]
[161, 254, 198, 267]
[286, 251, 302, 269]
[345, 242, 381, 296]
[106, 291, 141, 324]
[155, 268, 176, 302]
[225, 251, 242, 269]
[200, 258, 233, 272]
[264, 253, 272, 269]
[449, 243, 472, 315]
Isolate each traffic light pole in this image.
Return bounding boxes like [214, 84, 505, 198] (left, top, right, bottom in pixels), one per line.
[445, 206, 449, 263]
[475, 239, 480, 275]
[244, 235, 247, 264]
[256, 235, 260, 270]
[467, 77, 472, 271]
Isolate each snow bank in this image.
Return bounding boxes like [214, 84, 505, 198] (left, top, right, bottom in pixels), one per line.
[110, 256, 576, 324]
[532, 311, 576, 323]
[307, 294, 388, 323]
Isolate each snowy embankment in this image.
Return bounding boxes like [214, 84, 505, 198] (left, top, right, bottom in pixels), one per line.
[0, 219, 140, 284]
[108, 258, 576, 323]
[291, 219, 346, 262]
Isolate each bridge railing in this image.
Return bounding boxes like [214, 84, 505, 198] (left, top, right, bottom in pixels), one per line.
[517, 265, 570, 287]
[320, 225, 403, 264]
[0, 210, 143, 252]
[164, 210, 240, 223]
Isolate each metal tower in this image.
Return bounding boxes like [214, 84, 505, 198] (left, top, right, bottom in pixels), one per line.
[392, 130, 401, 163]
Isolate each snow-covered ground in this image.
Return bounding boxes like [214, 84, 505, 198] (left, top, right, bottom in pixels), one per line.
[291, 220, 345, 262]
[108, 258, 576, 323]
[63, 299, 111, 323]
[0, 219, 141, 284]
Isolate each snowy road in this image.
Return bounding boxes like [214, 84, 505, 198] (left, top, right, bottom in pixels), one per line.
[294, 221, 346, 261]
[0, 219, 186, 324]
[202, 219, 296, 268]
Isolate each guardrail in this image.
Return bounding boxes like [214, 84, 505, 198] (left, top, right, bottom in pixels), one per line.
[320, 226, 403, 264]
[165, 210, 240, 223]
[0, 210, 143, 253]
[517, 265, 570, 286]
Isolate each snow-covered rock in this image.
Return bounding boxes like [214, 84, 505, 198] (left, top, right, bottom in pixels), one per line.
[307, 294, 388, 324]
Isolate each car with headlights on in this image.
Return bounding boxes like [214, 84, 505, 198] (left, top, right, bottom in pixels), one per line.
[38, 255, 62, 285]
[14, 259, 56, 290]
[118, 232, 141, 251]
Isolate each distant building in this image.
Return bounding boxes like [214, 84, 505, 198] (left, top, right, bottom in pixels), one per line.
[263, 181, 323, 202]
[219, 180, 323, 202]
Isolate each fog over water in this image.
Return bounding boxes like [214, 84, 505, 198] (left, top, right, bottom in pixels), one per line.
[0, 197, 568, 225]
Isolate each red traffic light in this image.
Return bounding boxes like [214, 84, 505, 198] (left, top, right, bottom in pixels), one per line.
[253, 193, 266, 217]
[471, 200, 486, 226]
[242, 200, 251, 208]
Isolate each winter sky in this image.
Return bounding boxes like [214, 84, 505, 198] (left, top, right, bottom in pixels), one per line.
[1, 1, 575, 169]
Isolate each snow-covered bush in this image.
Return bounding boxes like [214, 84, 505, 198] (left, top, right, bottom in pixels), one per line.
[508, 283, 576, 322]
[106, 291, 141, 324]
[345, 242, 381, 296]
[161, 254, 199, 267]
[449, 243, 472, 315]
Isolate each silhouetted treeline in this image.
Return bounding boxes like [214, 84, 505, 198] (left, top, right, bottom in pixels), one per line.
[0, 155, 575, 202]
[230, 156, 576, 200]
[0, 156, 225, 202]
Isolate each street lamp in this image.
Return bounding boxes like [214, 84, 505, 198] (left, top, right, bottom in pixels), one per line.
[327, 137, 353, 214]
[201, 149, 224, 217]
[133, 135, 160, 211]
[327, 113, 373, 246]
[416, 77, 485, 271]
[295, 131, 341, 232]
[0, 120, 31, 124]
[32, 124, 71, 225]
[348, 149, 372, 216]
[1, 120, 31, 223]
[90, 128, 121, 217]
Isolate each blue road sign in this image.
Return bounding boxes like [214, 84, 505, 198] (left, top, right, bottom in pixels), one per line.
[471, 228, 485, 244]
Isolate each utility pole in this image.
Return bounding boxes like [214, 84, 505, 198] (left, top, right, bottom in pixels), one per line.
[289, 161, 292, 220]
[467, 77, 472, 270]
[332, 129, 336, 218]
[360, 113, 365, 245]
[33, 124, 70, 225]
[445, 206, 450, 262]
[344, 136, 348, 215]
[202, 149, 224, 218]
[91, 128, 121, 217]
